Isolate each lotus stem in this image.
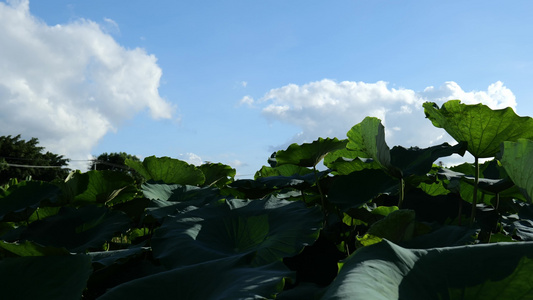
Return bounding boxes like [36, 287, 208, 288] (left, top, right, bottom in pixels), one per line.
[398, 178, 405, 208]
[470, 157, 480, 226]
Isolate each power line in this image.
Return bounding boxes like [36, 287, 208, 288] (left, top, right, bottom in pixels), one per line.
[3, 163, 68, 169]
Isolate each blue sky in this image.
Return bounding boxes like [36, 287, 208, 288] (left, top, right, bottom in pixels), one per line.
[1, 0, 532, 177]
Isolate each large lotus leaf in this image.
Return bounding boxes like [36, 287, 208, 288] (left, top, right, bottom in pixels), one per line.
[229, 171, 329, 199]
[198, 162, 236, 187]
[390, 142, 466, 177]
[27, 206, 61, 223]
[0, 240, 70, 256]
[324, 156, 381, 176]
[501, 139, 533, 201]
[448, 256, 533, 299]
[417, 179, 450, 196]
[504, 219, 533, 241]
[402, 189, 467, 224]
[152, 196, 322, 268]
[275, 138, 348, 168]
[324, 147, 365, 165]
[366, 209, 416, 244]
[438, 168, 525, 204]
[278, 283, 328, 300]
[328, 169, 398, 211]
[456, 179, 521, 205]
[0, 254, 92, 300]
[257, 169, 330, 189]
[57, 170, 89, 203]
[8, 205, 131, 253]
[256, 176, 307, 189]
[452, 159, 510, 180]
[255, 164, 314, 178]
[142, 182, 219, 204]
[89, 245, 150, 267]
[346, 117, 402, 178]
[110, 197, 152, 224]
[143, 183, 222, 221]
[449, 160, 519, 195]
[400, 225, 478, 249]
[141, 182, 180, 203]
[423, 100, 533, 158]
[126, 156, 205, 185]
[98, 254, 292, 300]
[64, 170, 138, 206]
[496, 201, 533, 241]
[321, 240, 533, 300]
[0, 180, 59, 222]
[228, 179, 277, 199]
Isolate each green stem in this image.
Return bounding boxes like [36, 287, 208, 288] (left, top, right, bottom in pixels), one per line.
[300, 188, 307, 204]
[469, 157, 480, 226]
[398, 178, 405, 208]
[313, 166, 327, 223]
[457, 198, 463, 226]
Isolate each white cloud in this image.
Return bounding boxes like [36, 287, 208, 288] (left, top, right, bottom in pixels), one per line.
[179, 153, 203, 166]
[229, 159, 246, 168]
[0, 0, 175, 170]
[420, 81, 516, 110]
[249, 79, 518, 154]
[102, 17, 120, 35]
[239, 95, 254, 106]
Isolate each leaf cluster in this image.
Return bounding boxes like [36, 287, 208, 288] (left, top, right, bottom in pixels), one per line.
[2, 100, 533, 299]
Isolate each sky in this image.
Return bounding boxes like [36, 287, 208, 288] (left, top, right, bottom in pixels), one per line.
[1, 0, 532, 177]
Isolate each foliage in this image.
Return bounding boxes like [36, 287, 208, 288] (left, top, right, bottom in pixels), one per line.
[424, 101, 533, 223]
[89, 152, 143, 184]
[423, 100, 533, 158]
[0, 135, 69, 184]
[2, 100, 533, 299]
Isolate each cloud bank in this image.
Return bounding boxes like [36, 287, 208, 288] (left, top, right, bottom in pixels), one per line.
[0, 0, 174, 169]
[242, 79, 517, 153]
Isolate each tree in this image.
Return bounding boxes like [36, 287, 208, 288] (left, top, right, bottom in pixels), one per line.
[0, 135, 70, 184]
[89, 152, 143, 183]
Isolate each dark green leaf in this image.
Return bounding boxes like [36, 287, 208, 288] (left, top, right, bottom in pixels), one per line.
[275, 138, 348, 168]
[152, 196, 322, 268]
[390, 142, 466, 177]
[142, 182, 218, 204]
[89, 245, 149, 267]
[447, 256, 533, 299]
[423, 100, 533, 158]
[501, 139, 533, 201]
[64, 170, 138, 206]
[400, 225, 478, 249]
[255, 164, 314, 178]
[328, 169, 398, 211]
[9, 205, 131, 252]
[324, 156, 380, 176]
[199, 162, 236, 187]
[143, 183, 222, 221]
[0, 254, 92, 300]
[0, 180, 59, 221]
[346, 117, 401, 178]
[322, 240, 533, 299]
[0, 240, 70, 256]
[98, 254, 291, 300]
[366, 209, 416, 244]
[126, 156, 205, 185]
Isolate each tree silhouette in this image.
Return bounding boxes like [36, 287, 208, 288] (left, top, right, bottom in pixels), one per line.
[89, 152, 143, 183]
[0, 135, 69, 184]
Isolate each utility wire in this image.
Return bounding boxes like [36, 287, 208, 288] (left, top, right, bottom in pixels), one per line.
[3, 163, 68, 169]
